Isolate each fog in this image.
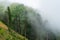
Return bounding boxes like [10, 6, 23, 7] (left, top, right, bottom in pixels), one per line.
[40, 0, 60, 33]
[10, 0, 60, 32]
[8, 0, 60, 34]
[41, 0, 60, 34]
[1, 0, 60, 34]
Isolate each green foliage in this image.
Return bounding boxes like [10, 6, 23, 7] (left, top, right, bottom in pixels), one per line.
[0, 3, 40, 40]
[9, 3, 38, 40]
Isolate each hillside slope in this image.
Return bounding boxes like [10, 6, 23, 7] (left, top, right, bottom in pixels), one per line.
[0, 21, 28, 40]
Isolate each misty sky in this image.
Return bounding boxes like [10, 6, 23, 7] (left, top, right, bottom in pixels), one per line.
[0, 0, 60, 32]
[9, 0, 41, 9]
[41, 0, 60, 31]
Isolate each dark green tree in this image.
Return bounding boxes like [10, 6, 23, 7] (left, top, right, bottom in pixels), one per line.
[7, 7, 12, 27]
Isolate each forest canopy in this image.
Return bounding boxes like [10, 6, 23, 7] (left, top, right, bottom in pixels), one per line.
[0, 2, 58, 40]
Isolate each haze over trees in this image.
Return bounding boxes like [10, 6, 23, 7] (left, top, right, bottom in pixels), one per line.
[0, 1, 58, 40]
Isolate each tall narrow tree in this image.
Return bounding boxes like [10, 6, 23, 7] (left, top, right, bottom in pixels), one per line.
[7, 7, 12, 28]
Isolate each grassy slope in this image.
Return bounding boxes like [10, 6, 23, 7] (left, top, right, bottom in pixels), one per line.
[0, 21, 28, 40]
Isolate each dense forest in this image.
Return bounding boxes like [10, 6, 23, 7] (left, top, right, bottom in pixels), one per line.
[0, 2, 60, 40]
